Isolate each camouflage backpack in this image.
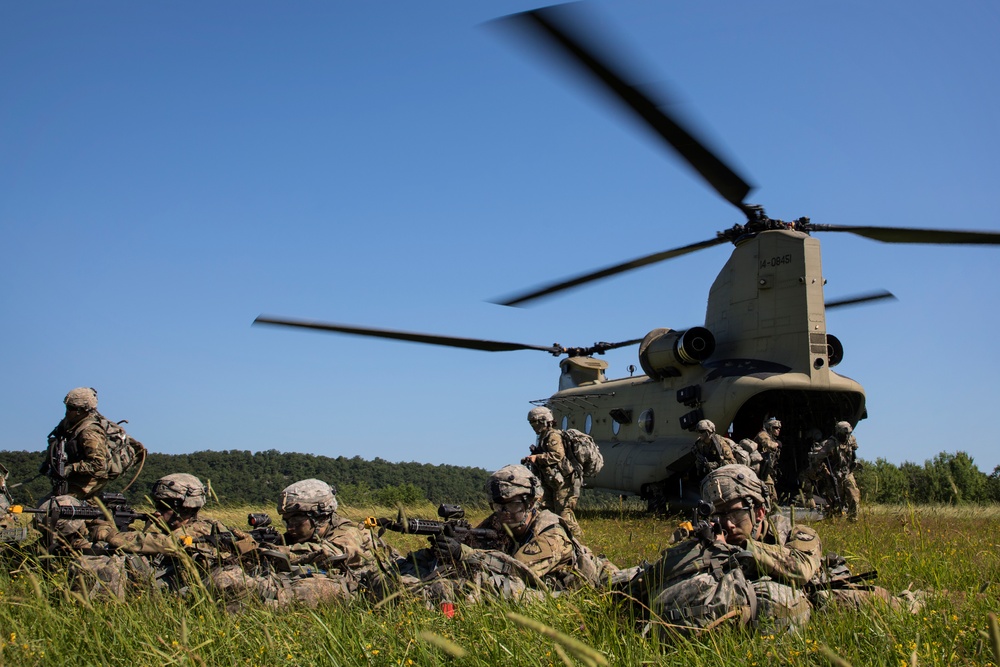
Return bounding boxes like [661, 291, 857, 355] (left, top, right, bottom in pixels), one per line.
[561, 429, 604, 478]
[95, 415, 146, 480]
[628, 537, 757, 635]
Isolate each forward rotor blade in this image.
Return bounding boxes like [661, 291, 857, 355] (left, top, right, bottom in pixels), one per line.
[497, 4, 753, 211]
[809, 224, 1000, 245]
[496, 235, 727, 307]
[253, 316, 561, 354]
[825, 290, 897, 310]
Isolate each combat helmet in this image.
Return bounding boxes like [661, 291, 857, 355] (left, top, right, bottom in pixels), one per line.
[151, 473, 207, 509]
[701, 464, 769, 511]
[527, 406, 554, 424]
[64, 387, 98, 411]
[485, 464, 542, 506]
[695, 419, 716, 434]
[278, 479, 338, 516]
[764, 417, 781, 434]
[835, 421, 853, 435]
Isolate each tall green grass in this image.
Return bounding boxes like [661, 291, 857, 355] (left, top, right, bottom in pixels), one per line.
[1, 504, 997, 666]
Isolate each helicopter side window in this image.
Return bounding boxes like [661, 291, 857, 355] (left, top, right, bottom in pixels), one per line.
[612, 420, 621, 436]
[639, 409, 654, 435]
[584, 414, 593, 434]
[561, 415, 569, 430]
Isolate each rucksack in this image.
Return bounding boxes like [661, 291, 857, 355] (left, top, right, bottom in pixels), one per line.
[628, 537, 756, 635]
[95, 415, 146, 480]
[561, 429, 604, 477]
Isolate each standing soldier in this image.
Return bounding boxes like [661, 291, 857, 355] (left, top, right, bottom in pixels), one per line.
[521, 406, 582, 538]
[41, 388, 110, 499]
[40, 387, 145, 501]
[798, 427, 826, 509]
[755, 417, 782, 506]
[818, 422, 861, 520]
[692, 419, 737, 478]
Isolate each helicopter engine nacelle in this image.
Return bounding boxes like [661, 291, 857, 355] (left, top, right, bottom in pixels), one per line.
[638, 327, 716, 381]
[826, 334, 844, 368]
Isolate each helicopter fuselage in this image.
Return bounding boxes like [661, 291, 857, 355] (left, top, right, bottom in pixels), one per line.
[546, 229, 866, 505]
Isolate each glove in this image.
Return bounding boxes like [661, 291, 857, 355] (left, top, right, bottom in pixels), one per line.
[90, 522, 118, 544]
[431, 524, 465, 563]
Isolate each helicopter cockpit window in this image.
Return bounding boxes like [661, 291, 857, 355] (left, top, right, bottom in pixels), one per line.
[639, 409, 654, 435]
[561, 415, 569, 430]
[584, 414, 593, 434]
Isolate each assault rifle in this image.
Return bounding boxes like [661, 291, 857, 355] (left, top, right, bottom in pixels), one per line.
[670, 500, 722, 546]
[11, 492, 149, 531]
[45, 432, 69, 496]
[365, 504, 500, 547]
[821, 457, 843, 510]
[804, 569, 879, 594]
[193, 514, 284, 548]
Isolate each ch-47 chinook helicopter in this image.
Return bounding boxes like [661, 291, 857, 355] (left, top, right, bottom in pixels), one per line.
[254, 5, 1000, 510]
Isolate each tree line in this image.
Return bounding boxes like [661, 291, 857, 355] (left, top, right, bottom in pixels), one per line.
[0, 449, 492, 508]
[3, 448, 998, 508]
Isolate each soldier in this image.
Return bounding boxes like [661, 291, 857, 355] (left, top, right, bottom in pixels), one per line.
[393, 465, 614, 605]
[817, 422, 861, 520]
[701, 464, 821, 630]
[627, 464, 818, 634]
[40, 388, 110, 499]
[90, 473, 254, 595]
[754, 417, 782, 506]
[692, 419, 737, 478]
[267, 479, 396, 604]
[521, 406, 582, 538]
[40, 387, 144, 501]
[797, 427, 826, 509]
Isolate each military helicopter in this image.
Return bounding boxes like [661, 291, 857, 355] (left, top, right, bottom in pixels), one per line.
[254, 5, 1000, 510]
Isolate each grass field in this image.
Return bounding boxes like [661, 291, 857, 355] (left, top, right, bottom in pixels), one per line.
[1, 503, 998, 666]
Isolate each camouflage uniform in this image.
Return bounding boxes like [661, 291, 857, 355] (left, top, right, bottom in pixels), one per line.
[754, 420, 782, 506]
[220, 478, 399, 608]
[1, 464, 31, 548]
[525, 407, 582, 538]
[817, 423, 861, 519]
[44, 412, 110, 500]
[797, 430, 826, 508]
[391, 465, 614, 606]
[693, 420, 738, 477]
[746, 513, 823, 587]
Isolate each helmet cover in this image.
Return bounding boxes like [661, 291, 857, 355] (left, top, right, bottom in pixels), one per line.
[278, 479, 338, 515]
[701, 464, 768, 510]
[64, 387, 98, 411]
[485, 464, 541, 505]
[527, 407, 554, 424]
[151, 473, 207, 509]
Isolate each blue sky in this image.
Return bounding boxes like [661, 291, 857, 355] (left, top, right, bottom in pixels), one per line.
[3, 1, 999, 478]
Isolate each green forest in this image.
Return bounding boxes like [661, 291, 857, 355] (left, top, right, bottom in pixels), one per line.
[0, 449, 492, 508]
[3, 448, 999, 507]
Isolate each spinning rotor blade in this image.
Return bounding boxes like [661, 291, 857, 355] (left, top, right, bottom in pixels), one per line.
[254, 316, 561, 353]
[825, 290, 897, 310]
[496, 235, 728, 306]
[808, 224, 1000, 245]
[497, 4, 753, 211]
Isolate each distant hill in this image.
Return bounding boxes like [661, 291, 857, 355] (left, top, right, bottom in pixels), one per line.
[0, 449, 492, 508]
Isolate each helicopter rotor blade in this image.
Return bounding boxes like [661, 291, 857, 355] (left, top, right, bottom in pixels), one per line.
[495, 235, 728, 307]
[496, 4, 754, 212]
[253, 316, 564, 354]
[808, 224, 1000, 245]
[824, 290, 897, 310]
